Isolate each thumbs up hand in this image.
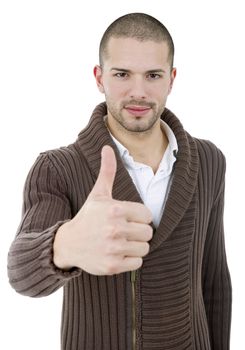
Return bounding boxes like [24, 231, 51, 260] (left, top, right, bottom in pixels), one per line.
[88, 145, 117, 200]
[53, 145, 153, 275]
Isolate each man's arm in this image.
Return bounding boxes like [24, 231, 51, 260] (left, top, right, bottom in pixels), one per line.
[7, 152, 81, 297]
[8, 146, 153, 297]
[202, 155, 232, 349]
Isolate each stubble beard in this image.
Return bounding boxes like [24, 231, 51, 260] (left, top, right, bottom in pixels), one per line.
[106, 99, 165, 133]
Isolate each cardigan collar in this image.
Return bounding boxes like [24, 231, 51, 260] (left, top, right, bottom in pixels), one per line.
[76, 102, 199, 251]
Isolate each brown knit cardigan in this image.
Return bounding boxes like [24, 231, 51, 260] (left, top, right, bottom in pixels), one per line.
[8, 102, 232, 350]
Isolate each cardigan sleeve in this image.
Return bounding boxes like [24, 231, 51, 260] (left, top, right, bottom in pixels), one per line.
[202, 153, 232, 350]
[7, 152, 82, 297]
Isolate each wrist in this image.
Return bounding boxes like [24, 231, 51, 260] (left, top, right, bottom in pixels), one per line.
[53, 221, 74, 271]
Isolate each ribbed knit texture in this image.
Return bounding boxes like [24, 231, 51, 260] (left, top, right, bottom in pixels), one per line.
[8, 103, 232, 349]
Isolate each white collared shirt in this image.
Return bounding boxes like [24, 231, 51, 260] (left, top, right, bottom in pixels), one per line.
[105, 117, 178, 227]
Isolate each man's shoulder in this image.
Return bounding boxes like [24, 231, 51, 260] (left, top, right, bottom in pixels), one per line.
[191, 136, 226, 196]
[36, 140, 87, 173]
[193, 136, 226, 166]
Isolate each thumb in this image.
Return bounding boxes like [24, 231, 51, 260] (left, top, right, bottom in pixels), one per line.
[89, 145, 117, 199]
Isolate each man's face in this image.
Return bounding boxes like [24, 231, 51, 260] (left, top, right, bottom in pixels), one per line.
[94, 37, 176, 133]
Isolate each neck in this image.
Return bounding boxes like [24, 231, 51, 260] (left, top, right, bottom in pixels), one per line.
[106, 116, 169, 173]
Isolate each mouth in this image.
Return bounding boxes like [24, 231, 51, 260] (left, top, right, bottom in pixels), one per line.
[124, 105, 151, 116]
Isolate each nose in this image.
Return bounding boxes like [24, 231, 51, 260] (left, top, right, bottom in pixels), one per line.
[129, 76, 147, 100]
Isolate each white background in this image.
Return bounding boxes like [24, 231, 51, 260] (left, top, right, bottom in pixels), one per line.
[0, 0, 244, 349]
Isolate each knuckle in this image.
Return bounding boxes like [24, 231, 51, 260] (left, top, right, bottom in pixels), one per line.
[105, 241, 117, 255]
[106, 223, 121, 240]
[108, 203, 123, 218]
[104, 260, 119, 275]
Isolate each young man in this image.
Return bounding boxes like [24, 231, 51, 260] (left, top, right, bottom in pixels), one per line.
[8, 13, 232, 350]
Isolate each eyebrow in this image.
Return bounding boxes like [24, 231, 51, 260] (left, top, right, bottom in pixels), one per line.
[110, 68, 166, 74]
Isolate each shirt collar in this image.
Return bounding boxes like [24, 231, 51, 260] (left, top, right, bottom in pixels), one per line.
[160, 119, 178, 157]
[104, 115, 178, 161]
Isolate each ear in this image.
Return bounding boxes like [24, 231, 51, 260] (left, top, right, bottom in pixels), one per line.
[168, 67, 177, 94]
[94, 65, 105, 93]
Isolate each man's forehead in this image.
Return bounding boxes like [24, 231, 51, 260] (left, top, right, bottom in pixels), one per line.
[104, 37, 170, 70]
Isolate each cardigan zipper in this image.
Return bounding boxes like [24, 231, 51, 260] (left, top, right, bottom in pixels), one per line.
[131, 270, 136, 350]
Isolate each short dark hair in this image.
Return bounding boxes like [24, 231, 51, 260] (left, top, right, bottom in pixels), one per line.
[99, 13, 175, 69]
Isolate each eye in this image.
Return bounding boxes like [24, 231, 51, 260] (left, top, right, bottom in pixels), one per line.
[147, 73, 161, 80]
[114, 72, 128, 78]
